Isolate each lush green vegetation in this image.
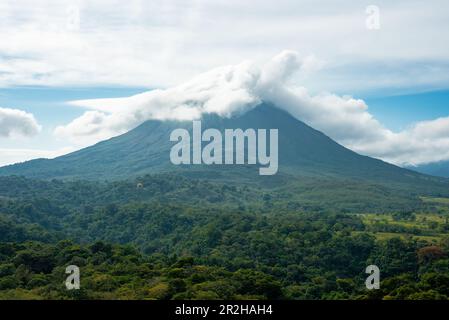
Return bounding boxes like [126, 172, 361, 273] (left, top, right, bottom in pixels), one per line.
[0, 174, 448, 300]
[1, 228, 448, 300]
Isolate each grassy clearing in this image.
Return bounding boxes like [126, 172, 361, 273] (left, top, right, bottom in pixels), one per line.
[421, 196, 449, 205]
[353, 231, 443, 242]
[357, 211, 449, 242]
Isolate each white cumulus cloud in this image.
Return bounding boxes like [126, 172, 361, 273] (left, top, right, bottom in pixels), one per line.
[0, 107, 41, 138]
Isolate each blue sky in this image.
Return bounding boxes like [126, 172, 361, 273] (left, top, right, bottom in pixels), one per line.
[1, 0, 449, 166]
[0, 86, 147, 126]
[364, 90, 449, 131]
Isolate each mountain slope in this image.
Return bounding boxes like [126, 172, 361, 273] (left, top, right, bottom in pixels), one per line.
[0, 103, 446, 188]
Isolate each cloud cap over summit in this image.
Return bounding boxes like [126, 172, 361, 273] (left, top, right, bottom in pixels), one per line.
[54, 51, 449, 167]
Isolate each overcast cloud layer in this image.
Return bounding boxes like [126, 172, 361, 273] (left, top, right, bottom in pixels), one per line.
[55, 51, 449, 167]
[1, 0, 449, 94]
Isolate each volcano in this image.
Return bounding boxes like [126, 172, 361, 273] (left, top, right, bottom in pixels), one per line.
[0, 103, 447, 188]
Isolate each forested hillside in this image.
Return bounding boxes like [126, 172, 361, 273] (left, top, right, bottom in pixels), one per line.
[0, 174, 448, 300]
